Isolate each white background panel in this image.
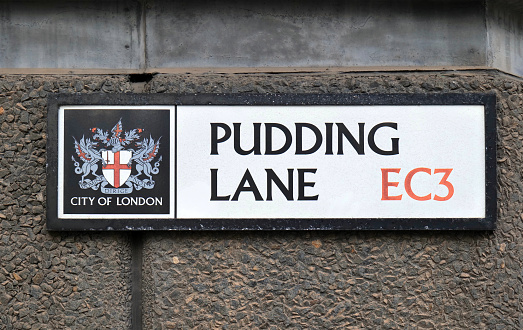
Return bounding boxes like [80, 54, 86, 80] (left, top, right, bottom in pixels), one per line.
[176, 105, 485, 219]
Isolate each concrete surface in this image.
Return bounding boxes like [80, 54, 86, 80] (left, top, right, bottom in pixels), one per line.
[488, 0, 523, 76]
[146, 0, 486, 68]
[0, 0, 521, 77]
[0, 1, 144, 69]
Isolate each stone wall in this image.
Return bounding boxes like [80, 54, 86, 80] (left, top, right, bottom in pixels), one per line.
[2, 0, 522, 77]
[1, 70, 522, 328]
[0, 76, 133, 329]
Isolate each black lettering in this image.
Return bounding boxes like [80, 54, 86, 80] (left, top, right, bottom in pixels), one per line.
[337, 123, 365, 155]
[266, 169, 294, 201]
[298, 169, 319, 200]
[296, 123, 322, 155]
[265, 123, 292, 155]
[368, 122, 399, 155]
[211, 123, 231, 155]
[325, 123, 333, 155]
[231, 169, 263, 201]
[234, 123, 262, 155]
[210, 169, 230, 201]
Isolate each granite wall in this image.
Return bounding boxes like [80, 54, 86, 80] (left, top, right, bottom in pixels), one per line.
[0, 76, 134, 329]
[1, 70, 522, 329]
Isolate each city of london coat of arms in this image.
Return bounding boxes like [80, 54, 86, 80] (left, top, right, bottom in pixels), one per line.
[71, 119, 162, 194]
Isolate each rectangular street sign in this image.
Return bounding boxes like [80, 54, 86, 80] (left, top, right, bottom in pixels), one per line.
[47, 93, 496, 230]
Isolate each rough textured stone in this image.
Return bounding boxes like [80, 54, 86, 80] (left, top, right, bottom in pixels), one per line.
[0, 75, 133, 329]
[1, 71, 523, 329]
[142, 70, 523, 329]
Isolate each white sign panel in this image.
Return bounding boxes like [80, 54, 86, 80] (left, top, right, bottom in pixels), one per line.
[177, 105, 485, 219]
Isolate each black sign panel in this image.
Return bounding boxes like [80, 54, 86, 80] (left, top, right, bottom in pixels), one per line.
[61, 108, 172, 216]
[47, 93, 497, 231]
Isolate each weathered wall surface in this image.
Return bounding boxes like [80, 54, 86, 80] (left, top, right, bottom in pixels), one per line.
[1, 70, 523, 329]
[4, 0, 521, 73]
[142, 71, 523, 329]
[0, 76, 133, 329]
[488, 0, 523, 76]
[4, 0, 523, 75]
[146, 0, 486, 69]
[0, 1, 144, 69]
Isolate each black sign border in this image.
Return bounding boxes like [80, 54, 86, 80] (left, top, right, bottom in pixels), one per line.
[47, 93, 497, 231]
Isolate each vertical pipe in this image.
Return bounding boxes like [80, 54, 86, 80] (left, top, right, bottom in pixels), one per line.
[131, 232, 143, 330]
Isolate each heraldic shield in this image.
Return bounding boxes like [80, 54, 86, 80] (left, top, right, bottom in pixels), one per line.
[101, 150, 132, 188]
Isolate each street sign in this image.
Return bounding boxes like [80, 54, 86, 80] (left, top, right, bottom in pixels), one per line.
[47, 93, 496, 230]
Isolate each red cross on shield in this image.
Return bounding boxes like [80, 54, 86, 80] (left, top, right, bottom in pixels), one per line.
[102, 150, 132, 188]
